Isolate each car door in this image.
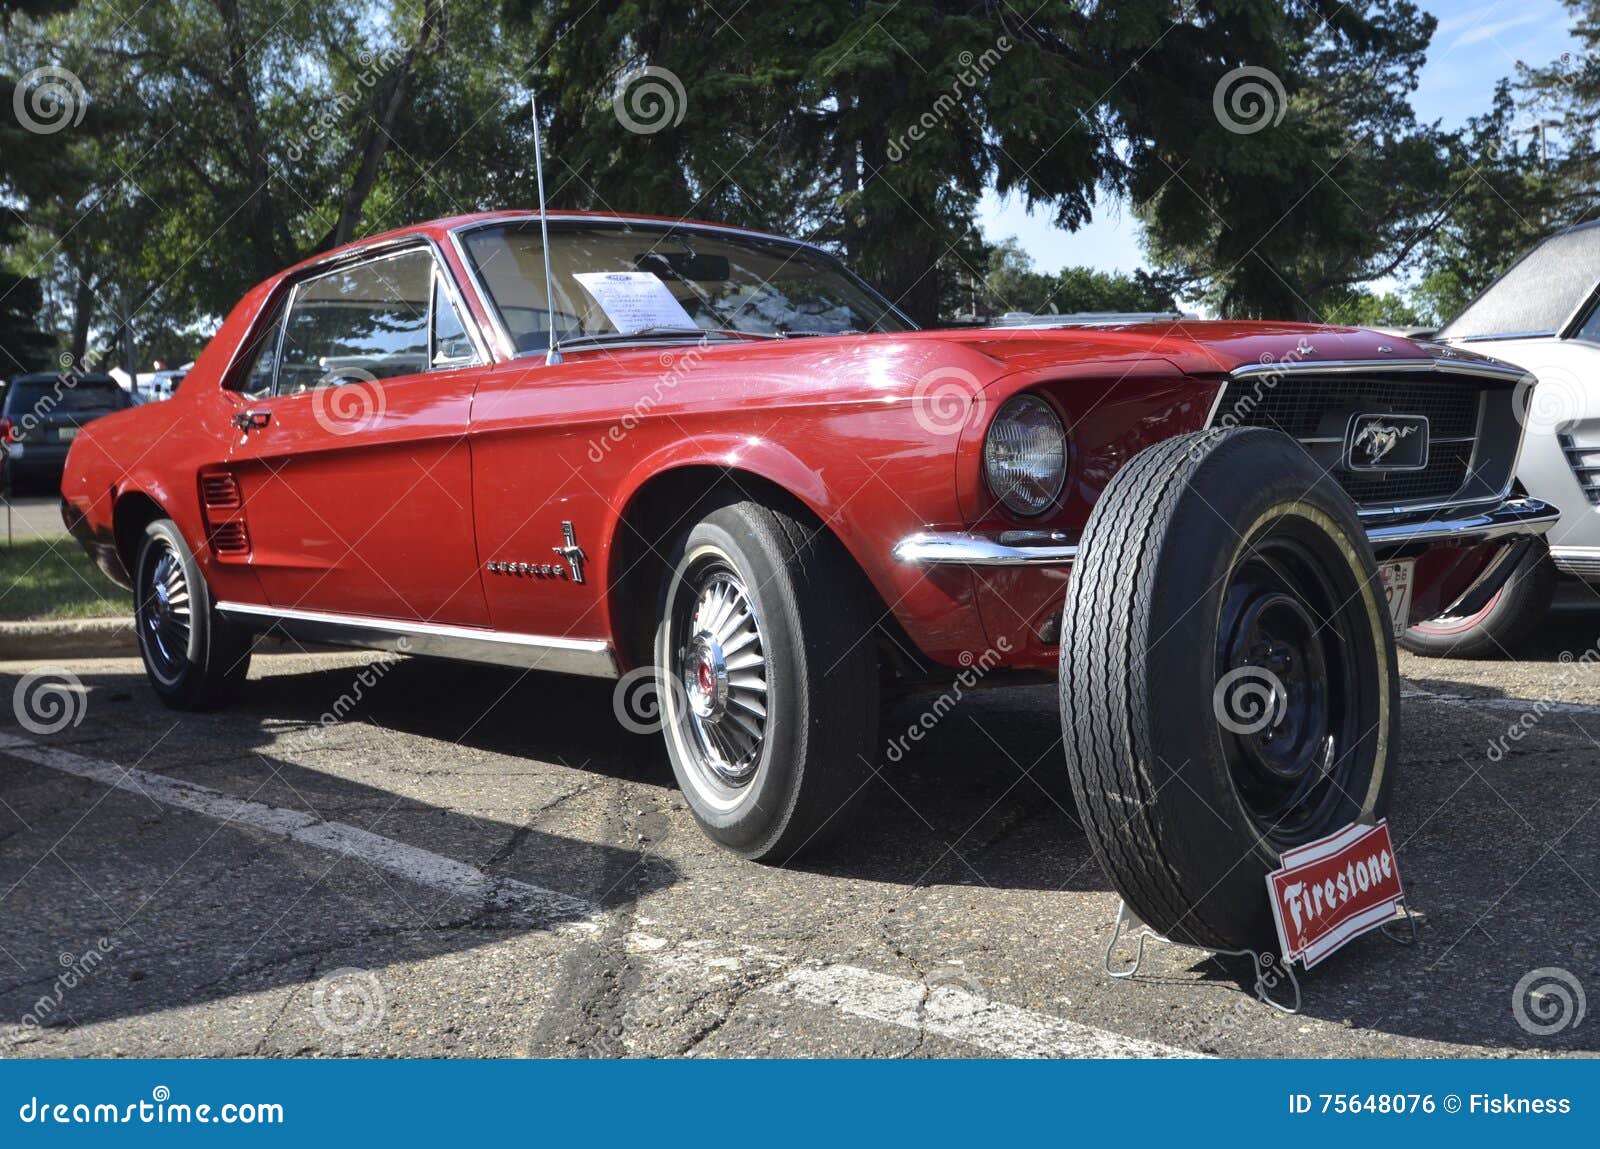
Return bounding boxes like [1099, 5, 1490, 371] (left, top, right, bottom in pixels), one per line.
[224, 244, 493, 626]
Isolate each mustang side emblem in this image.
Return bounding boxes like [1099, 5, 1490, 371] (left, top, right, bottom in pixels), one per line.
[486, 520, 587, 583]
[1345, 413, 1429, 472]
[553, 520, 587, 584]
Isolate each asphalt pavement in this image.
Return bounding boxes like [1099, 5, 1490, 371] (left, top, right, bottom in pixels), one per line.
[0, 495, 66, 543]
[1, 600, 1597, 1058]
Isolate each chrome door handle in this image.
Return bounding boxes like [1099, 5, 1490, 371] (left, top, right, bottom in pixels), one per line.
[232, 410, 271, 432]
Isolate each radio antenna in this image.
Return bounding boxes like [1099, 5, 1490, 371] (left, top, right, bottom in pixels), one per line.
[531, 92, 563, 365]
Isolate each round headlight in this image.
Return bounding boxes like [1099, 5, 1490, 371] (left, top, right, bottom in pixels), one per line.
[983, 394, 1067, 516]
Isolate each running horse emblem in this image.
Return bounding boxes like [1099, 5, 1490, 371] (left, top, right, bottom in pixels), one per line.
[1351, 421, 1417, 467]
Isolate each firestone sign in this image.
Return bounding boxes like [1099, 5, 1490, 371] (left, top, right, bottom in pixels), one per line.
[1266, 820, 1405, 969]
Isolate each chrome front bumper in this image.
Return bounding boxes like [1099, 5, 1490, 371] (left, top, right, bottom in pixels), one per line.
[892, 497, 1561, 568]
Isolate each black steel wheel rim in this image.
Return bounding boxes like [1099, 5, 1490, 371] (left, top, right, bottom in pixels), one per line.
[1214, 520, 1370, 846]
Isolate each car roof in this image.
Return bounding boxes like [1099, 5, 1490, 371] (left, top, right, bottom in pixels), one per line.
[280, 210, 811, 279]
[8, 372, 119, 385]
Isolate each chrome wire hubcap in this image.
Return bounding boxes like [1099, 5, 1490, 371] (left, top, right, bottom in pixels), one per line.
[141, 543, 192, 680]
[675, 565, 768, 789]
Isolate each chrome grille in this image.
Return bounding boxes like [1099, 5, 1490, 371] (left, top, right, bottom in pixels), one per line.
[1559, 433, 1600, 505]
[1217, 372, 1489, 511]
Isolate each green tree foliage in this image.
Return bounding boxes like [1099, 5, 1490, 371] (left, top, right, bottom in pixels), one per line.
[1318, 288, 1423, 329]
[975, 238, 1178, 316]
[1136, 1, 1448, 320]
[2, 0, 540, 367]
[1, 0, 78, 375]
[1403, 81, 1564, 326]
[522, 0, 1450, 325]
[4, 0, 1596, 365]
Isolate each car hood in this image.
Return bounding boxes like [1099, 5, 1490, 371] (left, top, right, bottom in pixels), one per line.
[573, 320, 1521, 412]
[905, 319, 1508, 379]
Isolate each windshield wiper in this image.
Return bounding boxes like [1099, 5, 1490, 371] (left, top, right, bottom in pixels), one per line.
[557, 325, 784, 350]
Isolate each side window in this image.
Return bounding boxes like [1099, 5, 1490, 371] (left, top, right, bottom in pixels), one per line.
[1575, 299, 1600, 344]
[431, 272, 478, 367]
[229, 298, 287, 398]
[277, 250, 433, 395]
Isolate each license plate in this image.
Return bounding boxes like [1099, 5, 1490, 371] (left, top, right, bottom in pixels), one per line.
[1380, 561, 1414, 638]
[57, 427, 78, 442]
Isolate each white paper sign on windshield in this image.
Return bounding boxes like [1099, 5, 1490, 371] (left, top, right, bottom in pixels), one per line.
[573, 271, 697, 334]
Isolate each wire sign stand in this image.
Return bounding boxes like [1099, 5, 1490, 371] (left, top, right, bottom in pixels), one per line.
[1102, 898, 1418, 1016]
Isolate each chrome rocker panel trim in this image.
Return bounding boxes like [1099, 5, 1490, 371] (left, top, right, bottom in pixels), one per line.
[892, 497, 1560, 568]
[214, 602, 619, 679]
[1551, 545, 1600, 582]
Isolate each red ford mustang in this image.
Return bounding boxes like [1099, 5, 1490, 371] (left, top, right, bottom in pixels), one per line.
[62, 210, 1556, 950]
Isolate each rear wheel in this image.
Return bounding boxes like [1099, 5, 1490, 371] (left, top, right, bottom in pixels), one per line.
[654, 498, 879, 861]
[1400, 538, 1556, 658]
[1060, 429, 1398, 951]
[134, 518, 252, 710]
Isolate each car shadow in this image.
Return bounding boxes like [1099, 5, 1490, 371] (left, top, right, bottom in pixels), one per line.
[2, 648, 1595, 1056]
[0, 658, 681, 1041]
[241, 657, 1598, 1056]
[250, 657, 1093, 896]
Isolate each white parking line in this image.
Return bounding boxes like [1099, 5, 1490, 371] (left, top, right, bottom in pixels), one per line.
[771, 963, 1207, 1058]
[630, 934, 1207, 1058]
[0, 731, 596, 923]
[3, 731, 1207, 1059]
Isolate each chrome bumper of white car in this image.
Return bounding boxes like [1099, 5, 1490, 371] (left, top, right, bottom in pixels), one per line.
[892, 497, 1561, 568]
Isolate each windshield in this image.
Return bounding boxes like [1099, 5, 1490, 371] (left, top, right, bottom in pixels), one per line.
[459, 221, 912, 353]
[1441, 225, 1600, 340]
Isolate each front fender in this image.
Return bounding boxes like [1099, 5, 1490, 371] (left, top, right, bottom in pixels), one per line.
[608, 427, 990, 666]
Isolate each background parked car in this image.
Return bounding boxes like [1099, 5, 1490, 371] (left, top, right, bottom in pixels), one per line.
[1403, 222, 1600, 656]
[1, 372, 132, 493]
[134, 361, 194, 404]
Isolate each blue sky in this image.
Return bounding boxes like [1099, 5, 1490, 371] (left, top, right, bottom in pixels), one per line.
[976, 0, 1584, 276]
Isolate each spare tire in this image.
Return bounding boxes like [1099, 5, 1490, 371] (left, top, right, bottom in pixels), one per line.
[1060, 428, 1399, 952]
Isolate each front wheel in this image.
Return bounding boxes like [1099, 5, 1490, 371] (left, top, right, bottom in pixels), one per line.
[1400, 538, 1556, 658]
[1060, 429, 1398, 952]
[654, 498, 879, 861]
[134, 518, 252, 710]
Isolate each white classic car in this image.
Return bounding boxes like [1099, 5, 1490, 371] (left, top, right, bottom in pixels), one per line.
[1412, 222, 1600, 654]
